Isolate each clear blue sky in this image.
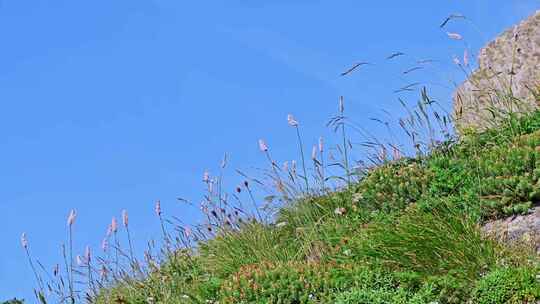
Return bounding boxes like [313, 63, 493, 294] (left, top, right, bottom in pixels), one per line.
[0, 0, 537, 301]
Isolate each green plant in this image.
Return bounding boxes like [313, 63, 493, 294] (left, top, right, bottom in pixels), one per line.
[356, 203, 498, 279]
[1, 299, 25, 304]
[219, 262, 400, 304]
[471, 267, 540, 304]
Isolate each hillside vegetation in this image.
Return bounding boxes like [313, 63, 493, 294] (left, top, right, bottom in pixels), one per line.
[82, 110, 540, 304]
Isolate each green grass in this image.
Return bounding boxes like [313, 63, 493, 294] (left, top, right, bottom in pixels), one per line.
[85, 111, 540, 304]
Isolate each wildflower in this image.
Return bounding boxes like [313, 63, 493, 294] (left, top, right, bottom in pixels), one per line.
[258, 139, 268, 152]
[352, 193, 363, 203]
[155, 200, 162, 217]
[101, 238, 108, 252]
[392, 146, 402, 160]
[100, 265, 108, 279]
[318, 137, 324, 152]
[453, 56, 461, 65]
[276, 222, 287, 228]
[235, 186, 241, 193]
[67, 209, 76, 226]
[334, 207, 346, 215]
[111, 217, 118, 233]
[21, 233, 28, 249]
[76, 255, 83, 266]
[85, 246, 91, 263]
[200, 204, 208, 214]
[282, 161, 289, 172]
[446, 32, 463, 40]
[311, 145, 317, 160]
[379, 146, 387, 161]
[184, 226, 192, 238]
[287, 114, 298, 127]
[202, 171, 210, 183]
[291, 160, 297, 172]
[106, 224, 113, 237]
[463, 48, 469, 67]
[220, 153, 228, 169]
[122, 209, 129, 227]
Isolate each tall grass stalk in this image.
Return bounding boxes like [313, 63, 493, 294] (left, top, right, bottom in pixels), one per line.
[66, 209, 76, 304]
[288, 114, 310, 192]
[339, 96, 351, 186]
[20, 233, 45, 295]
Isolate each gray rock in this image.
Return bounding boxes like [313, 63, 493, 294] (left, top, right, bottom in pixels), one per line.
[453, 10, 540, 133]
[482, 207, 540, 254]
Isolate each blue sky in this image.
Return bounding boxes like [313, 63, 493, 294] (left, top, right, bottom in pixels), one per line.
[0, 0, 538, 301]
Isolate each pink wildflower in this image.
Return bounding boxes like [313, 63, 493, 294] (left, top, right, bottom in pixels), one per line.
[21, 233, 28, 249]
[258, 139, 268, 152]
[155, 200, 162, 217]
[67, 209, 77, 226]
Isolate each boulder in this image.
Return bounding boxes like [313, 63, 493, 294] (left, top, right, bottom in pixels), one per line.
[482, 207, 540, 255]
[454, 10, 540, 133]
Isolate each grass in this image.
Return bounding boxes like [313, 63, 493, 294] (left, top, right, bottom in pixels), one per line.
[19, 108, 535, 304]
[18, 19, 540, 304]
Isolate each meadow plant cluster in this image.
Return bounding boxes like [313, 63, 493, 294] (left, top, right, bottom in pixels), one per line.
[14, 13, 540, 304]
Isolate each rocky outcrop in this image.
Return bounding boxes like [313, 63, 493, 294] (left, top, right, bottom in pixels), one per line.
[453, 10, 540, 133]
[482, 207, 540, 255]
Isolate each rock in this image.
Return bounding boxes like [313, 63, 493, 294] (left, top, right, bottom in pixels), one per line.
[453, 10, 540, 133]
[482, 207, 540, 254]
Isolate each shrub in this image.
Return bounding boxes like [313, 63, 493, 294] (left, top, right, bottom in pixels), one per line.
[1, 299, 24, 304]
[471, 267, 540, 304]
[352, 160, 432, 213]
[219, 262, 399, 304]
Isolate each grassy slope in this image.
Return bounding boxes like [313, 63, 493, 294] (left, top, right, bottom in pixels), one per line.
[95, 112, 540, 304]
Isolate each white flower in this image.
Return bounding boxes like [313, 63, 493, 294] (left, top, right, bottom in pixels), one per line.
[287, 114, 298, 127]
[334, 207, 346, 215]
[122, 209, 129, 227]
[352, 193, 363, 203]
[446, 32, 462, 40]
[21, 233, 28, 249]
[67, 209, 77, 226]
